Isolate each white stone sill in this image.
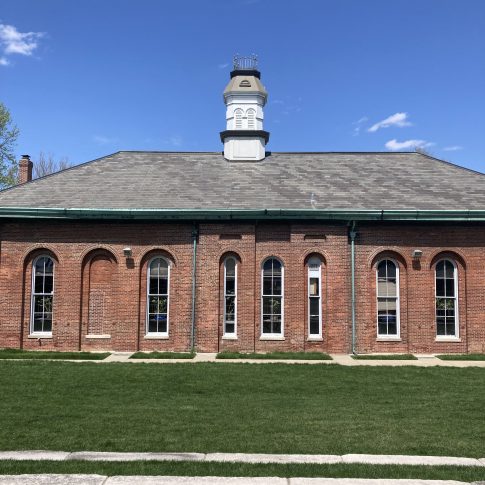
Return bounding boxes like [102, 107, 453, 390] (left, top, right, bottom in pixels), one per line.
[144, 335, 169, 340]
[376, 337, 402, 342]
[28, 333, 52, 339]
[307, 337, 323, 342]
[435, 337, 461, 343]
[222, 335, 238, 340]
[259, 335, 285, 341]
[85, 334, 111, 339]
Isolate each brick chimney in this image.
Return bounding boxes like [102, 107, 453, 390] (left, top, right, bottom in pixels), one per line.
[18, 155, 33, 184]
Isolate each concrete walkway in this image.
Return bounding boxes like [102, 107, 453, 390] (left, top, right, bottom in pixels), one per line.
[0, 451, 484, 467]
[98, 353, 485, 367]
[0, 475, 483, 484]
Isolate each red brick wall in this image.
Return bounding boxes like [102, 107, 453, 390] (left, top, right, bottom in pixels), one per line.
[0, 219, 484, 353]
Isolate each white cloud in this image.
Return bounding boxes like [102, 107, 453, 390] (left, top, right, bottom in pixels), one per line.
[0, 56, 9, 66]
[352, 116, 368, 136]
[218, 63, 229, 69]
[368, 112, 412, 132]
[443, 145, 463, 151]
[93, 135, 118, 145]
[385, 139, 432, 151]
[0, 24, 44, 57]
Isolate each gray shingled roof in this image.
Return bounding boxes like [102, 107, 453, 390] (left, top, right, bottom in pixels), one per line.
[0, 151, 484, 211]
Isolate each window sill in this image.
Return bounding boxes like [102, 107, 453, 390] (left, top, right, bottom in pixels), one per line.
[28, 333, 52, 339]
[260, 335, 285, 341]
[376, 337, 402, 342]
[307, 337, 323, 342]
[222, 335, 238, 340]
[144, 335, 169, 340]
[435, 337, 461, 342]
[85, 334, 111, 339]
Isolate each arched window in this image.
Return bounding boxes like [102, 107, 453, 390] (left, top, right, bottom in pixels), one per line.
[308, 256, 322, 338]
[262, 258, 283, 336]
[223, 257, 237, 337]
[376, 259, 399, 337]
[31, 256, 54, 335]
[435, 259, 458, 337]
[234, 109, 243, 129]
[247, 109, 256, 129]
[147, 257, 170, 335]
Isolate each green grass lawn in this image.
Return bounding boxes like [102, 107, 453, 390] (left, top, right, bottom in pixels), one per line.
[216, 351, 332, 360]
[351, 354, 417, 360]
[130, 351, 195, 359]
[437, 354, 485, 361]
[0, 361, 484, 457]
[0, 348, 110, 360]
[0, 461, 483, 482]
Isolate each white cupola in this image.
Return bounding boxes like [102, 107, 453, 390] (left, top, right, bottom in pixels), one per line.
[220, 55, 270, 161]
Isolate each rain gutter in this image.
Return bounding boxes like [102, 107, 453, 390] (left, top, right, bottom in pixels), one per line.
[1, 207, 485, 221]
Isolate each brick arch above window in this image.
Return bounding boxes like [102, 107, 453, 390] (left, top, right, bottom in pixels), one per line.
[139, 248, 176, 269]
[370, 249, 407, 270]
[429, 250, 466, 270]
[303, 251, 327, 267]
[22, 246, 60, 267]
[218, 251, 242, 266]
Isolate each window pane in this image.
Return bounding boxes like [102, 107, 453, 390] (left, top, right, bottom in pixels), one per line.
[225, 323, 235, 334]
[309, 278, 319, 296]
[377, 261, 387, 278]
[272, 277, 282, 295]
[263, 259, 273, 273]
[436, 279, 445, 297]
[225, 258, 236, 276]
[386, 260, 396, 278]
[272, 316, 281, 334]
[34, 276, 44, 294]
[272, 261, 282, 276]
[226, 278, 235, 296]
[444, 261, 454, 279]
[43, 276, 53, 294]
[437, 318, 446, 335]
[262, 317, 272, 333]
[263, 277, 272, 295]
[309, 316, 320, 335]
[436, 261, 445, 278]
[309, 298, 320, 316]
[225, 296, 235, 319]
[149, 277, 159, 295]
[158, 278, 168, 295]
[445, 279, 454, 297]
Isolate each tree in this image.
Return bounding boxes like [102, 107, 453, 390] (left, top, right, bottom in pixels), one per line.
[0, 102, 19, 189]
[33, 152, 72, 179]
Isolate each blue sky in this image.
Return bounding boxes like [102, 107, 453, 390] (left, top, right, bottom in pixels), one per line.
[1, 0, 484, 172]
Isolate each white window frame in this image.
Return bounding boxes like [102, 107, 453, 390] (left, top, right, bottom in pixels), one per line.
[146, 257, 171, 337]
[435, 258, 459, 339]
[30, 255, 54, 337]
[307, 257, 322, 338]
[376, 259, 400, 338]
[223, 257, 237, 338]
[261, 257, 284, 338]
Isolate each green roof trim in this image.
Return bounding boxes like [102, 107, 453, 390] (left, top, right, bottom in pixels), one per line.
[1, 207, 485, 221]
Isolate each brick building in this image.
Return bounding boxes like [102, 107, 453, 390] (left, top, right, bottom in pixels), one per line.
[1, 57, 484, 354]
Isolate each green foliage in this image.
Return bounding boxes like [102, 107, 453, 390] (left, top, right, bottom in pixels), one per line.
[0, 461, 484, 482]
[437, 354, 485, 361]
[0, 102, 19, 189]
[130, 351, 195, 359]
[1, 362, 484, 457]
[351, 354, 417, 360]
[216, 351, 332, 360]
[0, 349, 110, 360]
